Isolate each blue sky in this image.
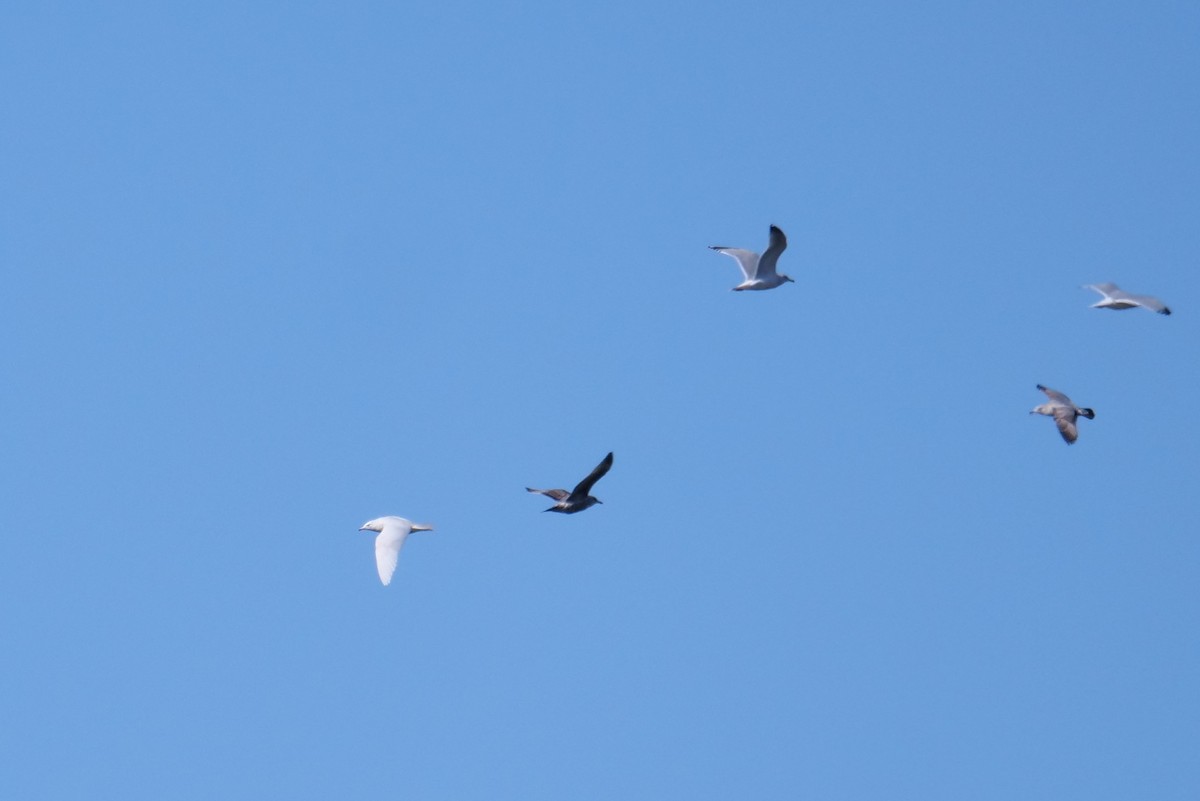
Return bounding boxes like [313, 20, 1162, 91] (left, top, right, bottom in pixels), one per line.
[2, 1, 1198, 798]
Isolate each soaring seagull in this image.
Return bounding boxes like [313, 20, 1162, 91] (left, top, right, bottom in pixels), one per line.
[1030, 385, 1095, 445]
[527, 452, 613, 513]
[357, 516, 434, 585]
[709, 225, 795, 291]
[1083, 283, 1171, 315]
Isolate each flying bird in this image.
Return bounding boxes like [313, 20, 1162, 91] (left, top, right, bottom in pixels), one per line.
[357, 516, 434, 586]
[709, 225, 795, 291]
[527, 452, 613, 514]
[1030, 385, 1095, 445]
[1083, 283, 1171, 315]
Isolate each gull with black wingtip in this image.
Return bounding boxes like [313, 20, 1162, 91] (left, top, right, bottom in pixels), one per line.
[709, 225, 795, 291]
[1083, 283, 1171, 315]
[1030, 385, 1095, 445]
[527, 452, 614, 514]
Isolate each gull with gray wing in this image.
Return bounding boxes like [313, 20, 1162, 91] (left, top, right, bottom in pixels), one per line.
[527, 452, 613, 514]
[1083, 283, 1171, 315]
[709, 225, 795, 291]
[1030, 385, 1095, 445]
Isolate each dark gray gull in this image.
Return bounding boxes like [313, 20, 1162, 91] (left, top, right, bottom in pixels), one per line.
[358, 516, 434, 585]
[1084, 283, 1171, 315]
[709, 225, 794, 291]
[527, 452, 613, 513]
[1030, 385, 1095, 445]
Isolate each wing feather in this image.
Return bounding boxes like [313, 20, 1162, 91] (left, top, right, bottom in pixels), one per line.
[1053, 410, 1079, 444]
[572, 452, 614, 497]
[1084, 283, 1119, 298]
[709, 247, 760, 280]
[374, 526, 410, 586]
[1037, 384, 1073, 406]
[527, 487, 570, 501]
[755, 225, 788, 279]
[1126, 293, 1171, 314]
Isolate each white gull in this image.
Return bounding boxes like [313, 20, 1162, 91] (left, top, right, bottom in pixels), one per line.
[357, 516, 434, 586]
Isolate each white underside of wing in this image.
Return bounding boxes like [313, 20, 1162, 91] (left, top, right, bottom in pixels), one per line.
[374, 528, 409, 586]
[713, 247, 760, 280]
[1084, 283, 1119, 300]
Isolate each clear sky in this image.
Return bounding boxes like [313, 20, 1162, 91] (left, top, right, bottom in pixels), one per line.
[2, 2, 1198, 798]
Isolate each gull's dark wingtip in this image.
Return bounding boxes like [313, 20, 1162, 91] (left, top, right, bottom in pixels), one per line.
[1161, 307, 1172, 315]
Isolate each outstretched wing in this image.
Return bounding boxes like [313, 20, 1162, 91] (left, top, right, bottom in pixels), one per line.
[754, 225, 788, 279]
[374, 525, 411, 586]
[709, 246, 760, 280]
[1125, 292, 1171, 315]
[527, 487, 570, 501]
[571, 452, 614, 497]
[1053, 409, 1079, 444]
[1036, 384, 1073, 406]
[1084, 283, 1119, 299]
